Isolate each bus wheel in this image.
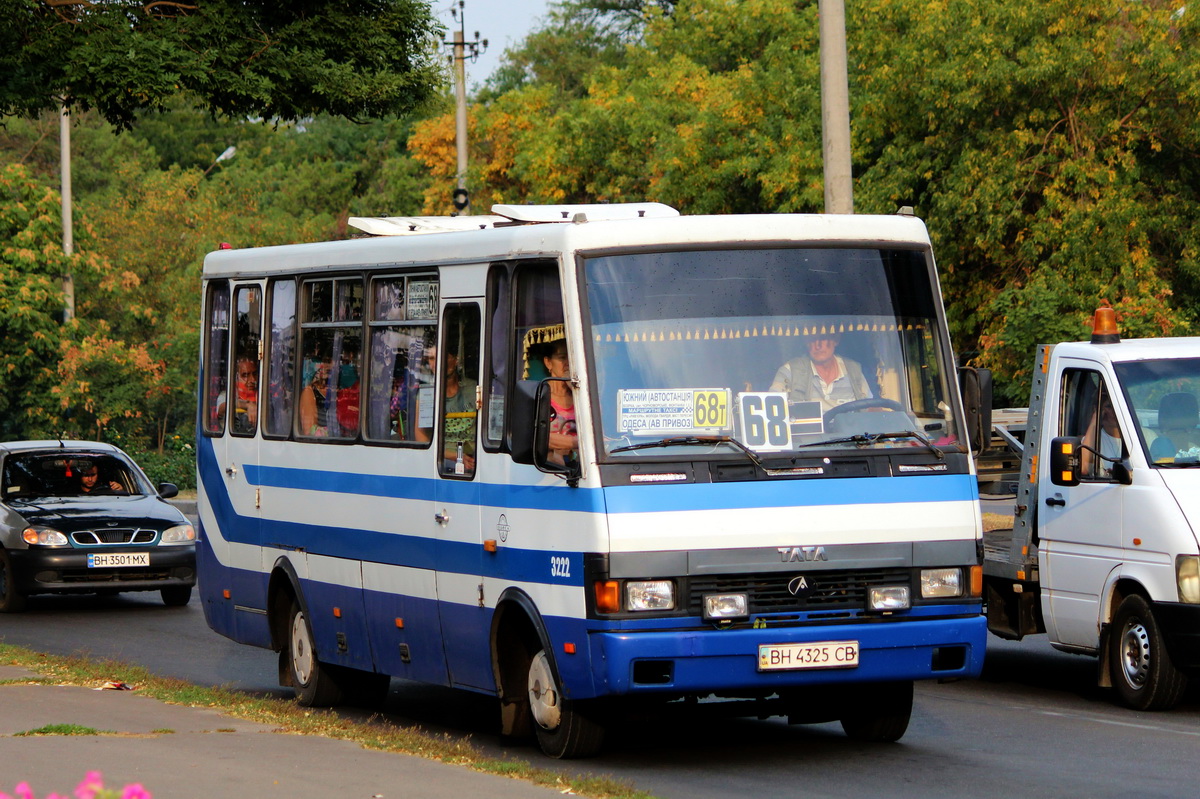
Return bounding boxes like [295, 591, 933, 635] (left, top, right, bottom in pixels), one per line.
[286, 601, 344, 707]
[160, 585, 192, 607]
[839, 680, 913, 743]
[1109, 594, 1187, 711]
[0, 548, 28, 613]
[527, 648, 604, 759]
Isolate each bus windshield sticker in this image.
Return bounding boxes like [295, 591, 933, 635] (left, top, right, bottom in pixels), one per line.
[406, 280, 439, 320]
[737, 392, 794, 451]
[616, 388, 731, 436]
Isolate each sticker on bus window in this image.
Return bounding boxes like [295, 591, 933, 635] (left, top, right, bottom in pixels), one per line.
[616, 389, 731, 436]
[406, 280, 439, 320]
[737, 392, 793, 451]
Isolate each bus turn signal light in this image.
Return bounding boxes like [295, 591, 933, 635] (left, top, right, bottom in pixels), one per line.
[594, 581, 620, 613]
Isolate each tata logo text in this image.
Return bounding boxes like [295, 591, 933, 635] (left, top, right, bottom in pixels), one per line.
[777, 546, 827, 563]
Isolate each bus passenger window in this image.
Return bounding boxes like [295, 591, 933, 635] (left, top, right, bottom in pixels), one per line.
[265, 279, 296, 438]
[202, 281, 230, 435]
[435, 305, 481, 477]
[298, 278, 363, 440]
[365, 274, 438, 443]
[229, 286, 261, 436]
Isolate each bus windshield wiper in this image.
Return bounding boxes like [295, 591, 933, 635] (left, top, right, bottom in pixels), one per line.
[610, 435, 765, 468]
[796, 430, 945, 459]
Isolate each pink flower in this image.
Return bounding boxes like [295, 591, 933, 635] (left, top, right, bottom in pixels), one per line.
[14, 783, 34, 799]
[119, 787, 151, 799]
[74, 772, 105, 799]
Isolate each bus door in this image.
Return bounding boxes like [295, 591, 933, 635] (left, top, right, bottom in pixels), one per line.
[432, 302, 491, 689]
[225, 283, 265, 621]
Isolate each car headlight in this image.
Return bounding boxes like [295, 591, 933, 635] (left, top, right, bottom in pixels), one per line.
[160, 524, 196, 545]
[921, 567, 964, 598]
[868, 585, 910, 611]
[703, 593, 748, 621]
[626, 580, 675, 611]
[1178, 556, 1200, 604]
[22, 527, 69, 546]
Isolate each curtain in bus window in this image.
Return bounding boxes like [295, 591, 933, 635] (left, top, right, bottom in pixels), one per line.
[203, 281, 230, 435]
[266, 279, 296, 438]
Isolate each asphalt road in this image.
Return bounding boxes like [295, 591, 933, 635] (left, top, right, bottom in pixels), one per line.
[1, 589, 1197, 799]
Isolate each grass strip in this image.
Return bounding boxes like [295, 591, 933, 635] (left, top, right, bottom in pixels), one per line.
[0, 643, 654, 799]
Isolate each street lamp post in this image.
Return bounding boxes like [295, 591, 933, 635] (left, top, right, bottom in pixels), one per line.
[445, 1, 486, 215]
[819, 0, 853, 214]
[60, 104, 75, 322]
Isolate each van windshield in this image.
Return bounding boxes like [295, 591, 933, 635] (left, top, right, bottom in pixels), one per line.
[1115, 358, 1200, 465]
[583, 247, 963, 458]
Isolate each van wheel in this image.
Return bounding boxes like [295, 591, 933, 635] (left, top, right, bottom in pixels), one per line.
[839, 681, 913, 742]
[0, 548, 28, 613]
[1109, 594, 1187, 710]
[528, 649, 604, 758]
[286, 601, 344, 707]
[160, 585, 192, 606]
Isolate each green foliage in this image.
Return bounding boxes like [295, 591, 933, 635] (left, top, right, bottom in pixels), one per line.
[0, 0, 445, 131]
[123, 435, 197, 490]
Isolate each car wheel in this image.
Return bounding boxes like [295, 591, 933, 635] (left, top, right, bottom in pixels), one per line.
[1109, 594, 1187, 710]
[286, 601, 344, 707]
[528, 648, 604, 758]
[160, 585, 193, 606]
[839, 680, 913, 742]
[0, 548, 28, 613]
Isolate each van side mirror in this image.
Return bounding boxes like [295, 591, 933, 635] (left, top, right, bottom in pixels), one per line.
[1049, 437, 1081, 486]
[958, 366, 993, 453]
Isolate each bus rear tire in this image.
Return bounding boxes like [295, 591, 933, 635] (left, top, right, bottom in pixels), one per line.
[528, 648, 604, 758]
[839, 680, 913, 743]
[287, 601, 344, 707]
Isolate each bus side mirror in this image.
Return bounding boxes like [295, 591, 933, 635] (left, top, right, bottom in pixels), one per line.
[532, 379, 581, 486]
[1049, 437, 1081, 486]
[958, 366, 992, 454]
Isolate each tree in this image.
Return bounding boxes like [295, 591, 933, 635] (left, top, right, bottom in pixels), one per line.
[0, 0, 444, 130]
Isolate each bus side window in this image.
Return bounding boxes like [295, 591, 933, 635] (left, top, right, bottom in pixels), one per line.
[202, 281, 230, 435]
[265, 279, 296, 438]
[483, 264, 511, 450]
[298, 277, 363, 440]
[365, 274, 438, 444]
[230, 285, 262, 436]
[437, 304, 481, 477]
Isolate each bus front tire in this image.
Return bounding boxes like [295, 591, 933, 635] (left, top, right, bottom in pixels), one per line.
[286, 601, 344, 707]
[527, 648, 604, 758]
[1109, 594, 1187, 711]
[839, 680, 913, 743]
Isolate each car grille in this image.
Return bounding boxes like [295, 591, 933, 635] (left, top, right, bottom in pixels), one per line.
[687, 568, 912, 615]
[71, 528, 157, 545]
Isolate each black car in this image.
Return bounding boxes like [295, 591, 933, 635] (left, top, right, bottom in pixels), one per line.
[0, 440, 196, 612]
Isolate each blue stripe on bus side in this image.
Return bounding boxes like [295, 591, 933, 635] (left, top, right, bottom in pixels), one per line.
[241, 459, 977, 514]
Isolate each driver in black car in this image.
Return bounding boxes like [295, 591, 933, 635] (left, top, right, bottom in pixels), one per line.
[76, 461, 124, 495]
[769, 332, 872, 413]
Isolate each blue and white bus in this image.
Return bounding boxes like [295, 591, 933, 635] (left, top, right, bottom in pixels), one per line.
[196, 203, 986, 757]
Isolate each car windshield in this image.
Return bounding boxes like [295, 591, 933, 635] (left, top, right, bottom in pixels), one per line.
[1, 452, 149, 500]
[583, 247, 962, 458]
[1115, 358, 1200, 466]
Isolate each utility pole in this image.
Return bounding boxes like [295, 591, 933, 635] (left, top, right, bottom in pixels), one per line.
[60, 103, 75, 321]
[818, 0, 853, 214]
[445, 1, 486, 215]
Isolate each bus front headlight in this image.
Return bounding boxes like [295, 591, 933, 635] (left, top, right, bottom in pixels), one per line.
[626, 581, 675, 611]
[1177, 556, 1200, 604]
[921, 568, 964, 598]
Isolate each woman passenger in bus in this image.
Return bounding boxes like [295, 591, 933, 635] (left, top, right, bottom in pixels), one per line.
[542, 338, 578, 465]
[299, 357, 334, 437]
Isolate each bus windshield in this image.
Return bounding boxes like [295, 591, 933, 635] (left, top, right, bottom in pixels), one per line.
[583, 247, 962, 458]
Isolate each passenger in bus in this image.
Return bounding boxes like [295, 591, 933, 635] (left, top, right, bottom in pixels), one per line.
[230, 356, 259, 433]
[542, 339, 578, 465]
[336, 348, 361, 435]
[769, 332, 872, 413]
[299, 357, 334, 437]
[416, 345, 478, 471]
